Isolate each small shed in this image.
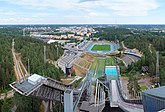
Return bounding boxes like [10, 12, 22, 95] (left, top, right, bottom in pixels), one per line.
[28, 74, 44, 85]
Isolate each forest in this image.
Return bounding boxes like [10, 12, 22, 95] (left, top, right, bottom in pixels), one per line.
[14, 37, 64, 80]
[123, 33, 165, 85]
[0, 35, 15, 93]
[94, 27, 131, 42]
[94, 27, 165, 86]
[0, 26, 64, 112]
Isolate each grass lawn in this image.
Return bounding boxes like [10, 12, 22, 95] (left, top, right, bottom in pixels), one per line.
[90, 58, 98, 70]
[95, 58, 106, 77]
[140, 85, 148, 91]
[90, 57, 115, 78]
[72, 78, 83, 88]
[91, 44, 111, 51]
[105, 57, 115, 66]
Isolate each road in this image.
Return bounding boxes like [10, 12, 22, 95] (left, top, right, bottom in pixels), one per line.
[0, 90, 14, 100]
[122, 41, 127, 50]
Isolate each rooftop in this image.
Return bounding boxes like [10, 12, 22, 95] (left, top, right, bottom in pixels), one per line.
[66, 64, 73, 68]
[10, 74, 45, 95]
[143, 86, 165, 99]
[28, 74, 43, 84]
[14, 80, 34, 93]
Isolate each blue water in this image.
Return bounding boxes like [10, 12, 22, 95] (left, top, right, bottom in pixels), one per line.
[105, 67, 117, 76]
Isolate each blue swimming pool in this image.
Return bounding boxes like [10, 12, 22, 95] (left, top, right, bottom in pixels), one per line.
[105, 67, 117, 76]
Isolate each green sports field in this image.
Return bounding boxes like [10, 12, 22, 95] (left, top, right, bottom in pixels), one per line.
[91, 44, 111, 51]
[105, 57, 115, 66]
[90, 57, 115, 78]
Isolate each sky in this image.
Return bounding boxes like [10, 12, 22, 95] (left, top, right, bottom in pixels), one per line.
[0, 0, 165, 24]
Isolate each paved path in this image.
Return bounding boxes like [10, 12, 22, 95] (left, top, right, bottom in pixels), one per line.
[122, 41, 127, 49]
[0, 90, 15, 100]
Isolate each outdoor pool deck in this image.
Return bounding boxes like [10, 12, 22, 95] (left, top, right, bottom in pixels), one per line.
[105, 66, 119, 80]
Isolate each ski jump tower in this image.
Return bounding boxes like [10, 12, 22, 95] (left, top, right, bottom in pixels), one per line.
[10, 71, 93, 112]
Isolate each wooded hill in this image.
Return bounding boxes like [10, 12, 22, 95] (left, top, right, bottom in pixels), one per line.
[14, 37, 64, 80]
[94, 27, 165, 85]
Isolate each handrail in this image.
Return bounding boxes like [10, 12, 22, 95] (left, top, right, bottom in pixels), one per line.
[116, 80, 142, 104]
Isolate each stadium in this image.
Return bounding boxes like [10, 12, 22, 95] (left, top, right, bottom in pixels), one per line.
[86, 41, 119, 54]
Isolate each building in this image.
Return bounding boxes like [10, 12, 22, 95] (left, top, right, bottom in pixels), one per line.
[10, 74, 45, 95]
[28, 74, 44, 85]
[68, 34, 75, 38]
[142, 86, 165, 112]
[65, 64, 73, 77]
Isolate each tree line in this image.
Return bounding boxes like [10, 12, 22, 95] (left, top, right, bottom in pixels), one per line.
[123, 34, 165, 85]
[94, 27, 165, 86]
[0, 35, 15, 92]
[14, 36, 64, 80]
[94, 27, 131, 42]
[0, 26, 65, 112]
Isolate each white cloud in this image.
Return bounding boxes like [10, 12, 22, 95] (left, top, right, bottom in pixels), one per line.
[5, 0, 159, 16]
[79, 0, 159, 16]
[79, 0, 99, 3]
[3, 0, 160, 18]
[0, 9, 20, 16]
[5, 0, 78, 10]
[33, 12, 55, 17]
[80, 9, 108, 17]
[82, 9, 98, 16]
[0, 17, 44, 24]
[102, 0, 159, 16]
